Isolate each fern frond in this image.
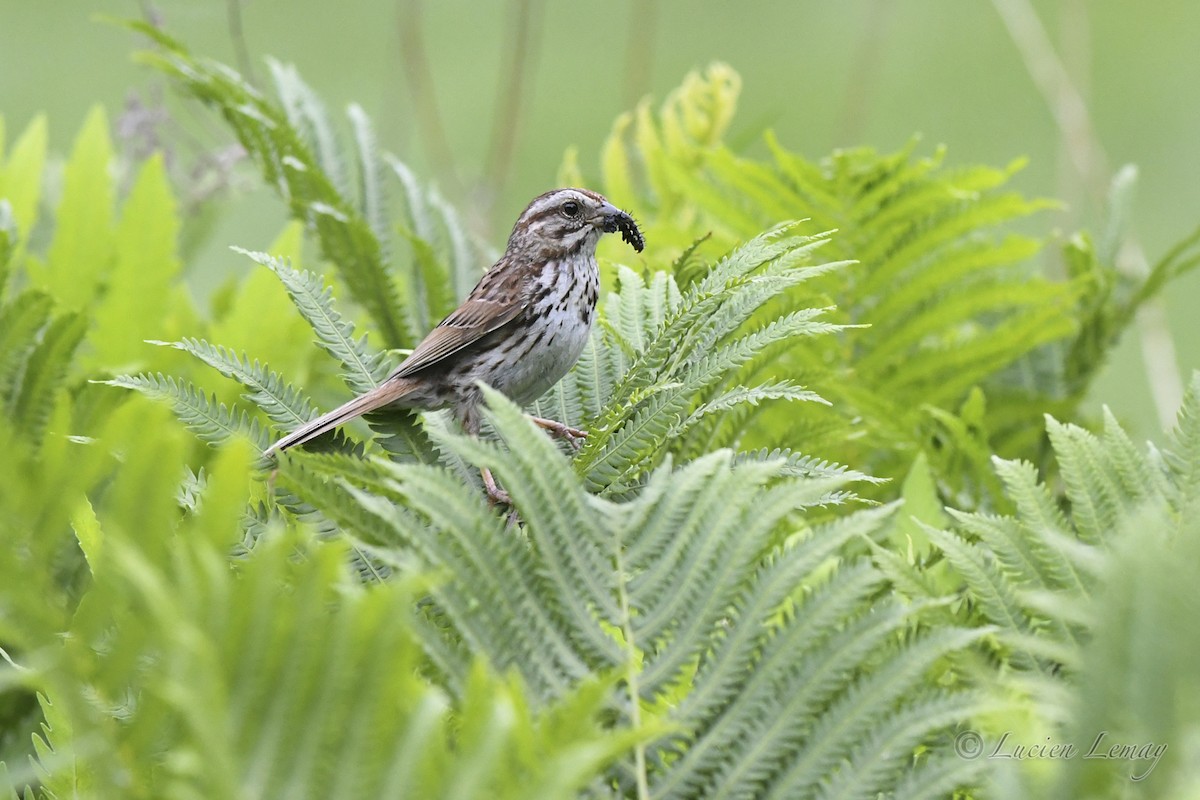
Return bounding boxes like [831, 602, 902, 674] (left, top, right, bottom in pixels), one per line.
[431, 190, 486, 300]
[922, 524, 1046, 672]
[102, 373, 267, 449]
[0, 290, 53, 403]
[632, 470, 805, 691]
[10, 311, 86, 447]
[583, 68, 1134, 497]
[578, 307, 838, 493]
[234, 248, 390, 395]
[1043, 416, 1125, 542]
[148, 337, 317, 429]
[1165, 372, 1200, 515]
[131, 23, 410, 347]
[814, 691, 995, 800]
[301, 388, 982, 797]
[177, 465, 208, 513]
[278, 450, 602, 700]
[347, 104, 389, 248]
[760, 627, 990, 800]
[267, 58, 347, 197]
[584, 249, 838, 438]
[816, 695, 993, 800]
[672, 550, 883, 734]
[888, 751, 989, 800]
[985, 458, 1091, 596]
[385, 154, 486, 339]
[437, 394, 627, 663]
[926, 393, 1200, 795]
[21, 446, 640, 798]
[688, 381, 826, 419]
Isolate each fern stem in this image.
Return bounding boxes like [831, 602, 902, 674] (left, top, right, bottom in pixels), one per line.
[993, 0, 1184, 426]
[613, 532, 650, 800]
[395, 0, 464, 198]
[225, 0, 258, 88]
[484, 0, 542, 207]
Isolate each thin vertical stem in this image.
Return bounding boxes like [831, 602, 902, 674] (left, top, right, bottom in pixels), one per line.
[992, 0, 1183, 428]
[485, 0, 543, 211]
[613, 536, 650, 799]
[836, 0, 893, 145]
[226, 0, 258, 88]
[397, 0, 465, 198]
[622, 0, 659, 109]
[1053, 0, 1092, 230]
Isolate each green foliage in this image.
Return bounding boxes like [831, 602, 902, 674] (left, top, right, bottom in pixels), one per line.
[38, 107, 116, 310]
[87, 153, 181, 369]
[543, 226, 849, 495]
[0, 406, 641, 800]
[127, 22, 489, 351]
[0, 118, 86, 450]
[564, 64, 1193, 504]
[4, 33, 1200, 800]
[0, 104, 653, 798]
[130, 23, 406, 348]
[102, 371, 269, 448]
[277, 390, 988, 798]
[0, 108, 198, 443]
[233, 247, 392, 396]
[916, 374, 1200, 796]
[0, 109, 197, 789]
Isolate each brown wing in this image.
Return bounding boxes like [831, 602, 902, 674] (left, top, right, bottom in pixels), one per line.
[389, 295, 525, 379]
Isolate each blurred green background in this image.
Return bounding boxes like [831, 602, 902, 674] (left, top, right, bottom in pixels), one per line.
[2, 0, 1197, 436]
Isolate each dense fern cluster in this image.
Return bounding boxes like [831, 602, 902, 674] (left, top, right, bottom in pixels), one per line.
[2, 25, 1199, 800]
[567, 64, 1200, 502]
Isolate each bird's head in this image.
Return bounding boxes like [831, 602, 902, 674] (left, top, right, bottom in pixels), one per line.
[506, 188, 644, 260]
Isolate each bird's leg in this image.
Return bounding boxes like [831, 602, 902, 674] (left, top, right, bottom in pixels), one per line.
[480, 466, 512, 506]
[458, 405, 512, 506]
[530, 416, 588, 450]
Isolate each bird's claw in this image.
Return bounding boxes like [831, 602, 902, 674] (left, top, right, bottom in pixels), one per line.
[481, 467, 512, 506]
[530, 416, 589, 451]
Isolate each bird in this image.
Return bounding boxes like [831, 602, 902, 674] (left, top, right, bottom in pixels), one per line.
[267, 187, 644, 504]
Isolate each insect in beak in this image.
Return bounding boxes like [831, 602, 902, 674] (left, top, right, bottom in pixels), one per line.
[598, 203, 644, 252]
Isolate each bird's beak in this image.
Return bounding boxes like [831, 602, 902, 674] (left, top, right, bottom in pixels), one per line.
[596, 201, 625, 232]
[596, 201, 645, 252]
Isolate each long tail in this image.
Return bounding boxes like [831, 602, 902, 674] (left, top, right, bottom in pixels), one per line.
[267, 378, 417, 454]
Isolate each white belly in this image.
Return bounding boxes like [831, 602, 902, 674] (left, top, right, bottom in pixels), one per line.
[499, 257, 597, 406]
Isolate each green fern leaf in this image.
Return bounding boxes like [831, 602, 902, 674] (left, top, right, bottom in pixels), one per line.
[815, 691, 995, 800]
[0, 290, 53, 403]
[299, 388, 975, 797]
[888, 752, 989, 800]
[347, 104, 389, 247]
[1043, 417, 1124, 542]
[130, 23, 411, 347]
[10, 311, 86, 447]
[149, 337, 317, 429]
[579, 308, 838, 492]
[689, 381, 826, 419]
[761, 627, 991, 800]
[268, 58, 348, 196]
[235, 248, 390, 395]
[1165, 372, 1200, 515]
[386, 156, 463, 333]
[103, 373, 267, 448]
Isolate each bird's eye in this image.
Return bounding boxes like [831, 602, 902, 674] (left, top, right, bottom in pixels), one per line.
[561, 200, 581, 218]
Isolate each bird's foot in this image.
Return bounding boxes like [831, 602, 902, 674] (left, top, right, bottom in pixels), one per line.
[530, 416, 588, 451]
[481, 467, 512, 506]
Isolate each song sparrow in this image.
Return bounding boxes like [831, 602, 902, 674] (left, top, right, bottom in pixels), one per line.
[268, 187, 644, 503]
